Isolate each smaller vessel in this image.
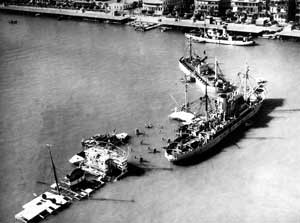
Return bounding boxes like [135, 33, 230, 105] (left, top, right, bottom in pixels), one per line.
[160, 26, 172, 32]
[261, 31, 278, 39]
[80, 132, 129, 148]
[179, 38, 233, 95]
[185, 25, 255, 46]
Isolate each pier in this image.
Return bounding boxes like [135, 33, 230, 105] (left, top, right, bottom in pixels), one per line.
[134, 16, 283, 35]
[0, 5, 130, 23]
[276, 30, 300, 39]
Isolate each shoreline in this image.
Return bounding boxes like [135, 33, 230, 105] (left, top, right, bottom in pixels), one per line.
[2, 4, 300, 39]
[0, 5, 131, 23]
[0, 4, 286, 36]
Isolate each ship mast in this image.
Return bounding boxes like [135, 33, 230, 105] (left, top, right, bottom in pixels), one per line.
[244, 65, 249, 99]
[214, 57, 218, 80]
[184, 75, 188, 111]
[47, 144, 61, 195]
[205, 83, 208, 119]
[189, 37, 192, 60]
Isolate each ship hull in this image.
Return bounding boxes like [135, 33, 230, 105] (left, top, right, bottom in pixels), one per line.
[185, 33, 255, 46]
[165, 101, 263, 162]
[178, 57, 219, 95]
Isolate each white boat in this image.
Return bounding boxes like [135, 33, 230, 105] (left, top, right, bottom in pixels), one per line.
[165, 67, 267, 163]
[169, 111, 195, 123]
[261, 31, 278, 39]
[185, 26, 255, 46]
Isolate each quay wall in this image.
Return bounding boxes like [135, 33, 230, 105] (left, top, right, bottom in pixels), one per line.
[0, 5, 130, 23]
[276, 30, 300, 39]
[135, 15, 282, 35]
[0, 5, 293, 36]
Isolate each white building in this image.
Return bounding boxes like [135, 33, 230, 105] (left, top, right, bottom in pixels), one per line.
[109, 1, 132, 11]
[143, 0, 188, 15]
[231, 0, 263, 15]
[143, 0, 164, 15]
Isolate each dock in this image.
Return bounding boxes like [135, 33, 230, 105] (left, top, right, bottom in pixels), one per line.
[0, 5, 130, 23]
[134, 15, 283, 35]
[135, 23, 161, 32]
[276, 30, 300, 39]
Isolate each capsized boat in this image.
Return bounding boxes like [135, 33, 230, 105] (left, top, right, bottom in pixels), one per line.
[164, 66, 267, 163]
[80, 132, 129, 148]
[179, 38, 233, 95]
[185, 25, 255, 46]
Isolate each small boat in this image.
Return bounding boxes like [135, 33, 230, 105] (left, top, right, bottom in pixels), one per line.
[160, 26, 172, 32]
[178, 38, 234, 95]
[169, 111, 195, 123]
[261, 31, 278, 39]
[186, 25, 255, 46]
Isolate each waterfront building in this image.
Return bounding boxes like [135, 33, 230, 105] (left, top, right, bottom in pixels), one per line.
[269, 0, 288, 24]
[142, 0, 164, 15]
[194, 0, 231, 17]
[287, 0, 296, 21]
[142, 0, 193, 15]
[268, 0, 296, 23]
[231, 0, 264, 16]
[296, 0, 300, 22]
[109, 0, 133, 11]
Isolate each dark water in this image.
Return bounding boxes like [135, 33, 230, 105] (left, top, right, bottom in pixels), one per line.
[1, 13, 300, 223]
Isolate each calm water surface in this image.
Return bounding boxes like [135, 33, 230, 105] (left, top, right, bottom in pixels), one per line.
[1, 13, 300, 223]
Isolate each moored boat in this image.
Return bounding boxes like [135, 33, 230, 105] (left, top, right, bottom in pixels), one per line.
[179, 38, 233, 95]
[185, 25, 255, 46]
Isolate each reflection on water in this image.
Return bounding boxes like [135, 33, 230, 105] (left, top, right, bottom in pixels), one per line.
[1, 12, 300, 223]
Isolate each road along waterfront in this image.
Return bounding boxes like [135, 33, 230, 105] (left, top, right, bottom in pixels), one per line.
[1, 12, 300, 223]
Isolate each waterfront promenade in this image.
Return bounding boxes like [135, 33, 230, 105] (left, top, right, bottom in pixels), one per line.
[276, 29, 300, 38]
[3, 4, 300, 38]
[134, 15, 282, 34]
[0, 4, 285, 35]
[0, 5, 130, 23]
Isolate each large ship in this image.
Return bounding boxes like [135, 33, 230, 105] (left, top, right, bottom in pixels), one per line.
[165, 66, 267, 163]
[185, 25, 255, 46]
[179, 39, 233, 95]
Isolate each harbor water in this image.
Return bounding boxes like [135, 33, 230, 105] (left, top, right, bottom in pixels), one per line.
[1, 12, 300, 223]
